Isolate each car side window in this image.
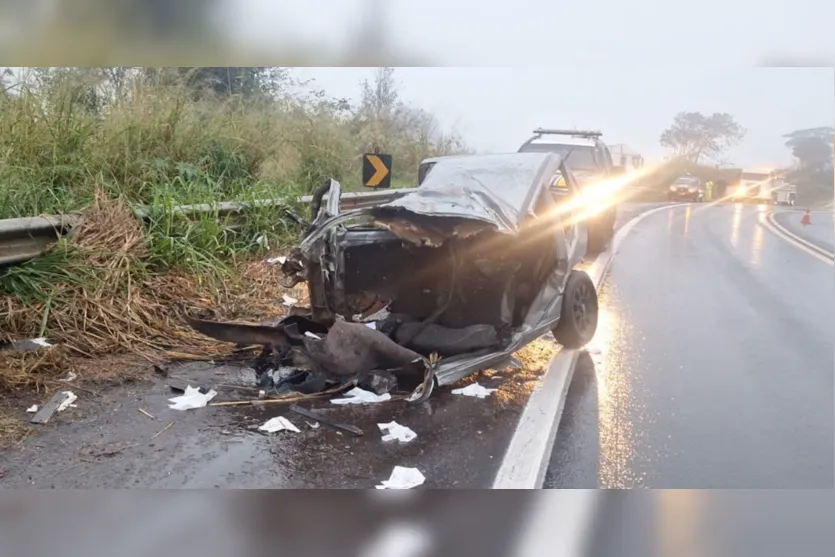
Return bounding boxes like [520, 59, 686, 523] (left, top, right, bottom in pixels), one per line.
[548, 171, 570, 200]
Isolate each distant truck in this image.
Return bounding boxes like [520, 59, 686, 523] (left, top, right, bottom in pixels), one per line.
[729, 169, 779, 204]
[771, 182, 797, 206]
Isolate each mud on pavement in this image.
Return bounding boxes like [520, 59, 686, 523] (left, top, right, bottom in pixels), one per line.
[0, 338, 557, 489]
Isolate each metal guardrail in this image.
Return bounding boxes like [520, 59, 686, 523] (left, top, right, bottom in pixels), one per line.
[0, 188, 414, 267]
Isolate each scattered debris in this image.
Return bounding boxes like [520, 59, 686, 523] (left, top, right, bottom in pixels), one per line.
[289, 404, 364, 437]
[151, 421, 175, 440]
[56, 391, 78, 411]
[60, 371, 78, 383]
[282, 294, 299, 306]
[376, 466, 426, 490]
[168, 386, 218, 411]
[29, 391, 77, 424]
[1, 337, 54, 352]
[507, 356, 523, 370]
[138, 408, 156, 420]
[255, 235, 269, 249]
[331, 387, 392, 405]
[307, 421, 320, 429]
[303, 331, 321, 340]
[26, 405, 38, 413]
[258, 416, 301, 434]
[358, 371, 398, 396]
[267, 256, 287, 265]
[451, 382, 496, 399]
[378, 421, 417, 444]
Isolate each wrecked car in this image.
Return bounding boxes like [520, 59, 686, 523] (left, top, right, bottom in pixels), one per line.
[186, 152, 599, 399]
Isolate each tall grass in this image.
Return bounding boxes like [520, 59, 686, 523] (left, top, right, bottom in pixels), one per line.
[0, 70, 462, 283]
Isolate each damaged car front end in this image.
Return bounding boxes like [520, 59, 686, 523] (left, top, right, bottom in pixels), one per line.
[282, 152, 599, 389]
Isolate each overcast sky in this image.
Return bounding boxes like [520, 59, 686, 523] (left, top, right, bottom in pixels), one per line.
[292, 67, 834, 168]
[227, 0, 835, 168]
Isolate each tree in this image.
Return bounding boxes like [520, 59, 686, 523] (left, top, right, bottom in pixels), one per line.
[783, 126, 834, 204]
[659, 112, 746, 164]
[783, 126, 834, 171]
[354, 67, 399, 151]
[142, 67, 286, 100]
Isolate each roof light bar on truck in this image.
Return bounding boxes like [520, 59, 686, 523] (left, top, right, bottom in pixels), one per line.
[532, 128, 603, 139]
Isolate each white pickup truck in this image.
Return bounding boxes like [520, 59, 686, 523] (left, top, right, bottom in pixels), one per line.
[730, 169, 778, 204]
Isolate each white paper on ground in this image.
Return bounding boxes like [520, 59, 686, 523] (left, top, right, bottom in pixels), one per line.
[168, 386, 218, 411]
[375, 466, 426, 490]
[60, 371, 77, 382]
[56, 391, 78, 412]
[258, 416, 300, 434]
[282, 294, 299, 306]
[31, 337, 52, 347]
[331, 387, 392, 405]
[378, 421, 417, 443]
[266, 256, 287, 265]
[451, 382, 496, 399]
[26, 405, 38, 413]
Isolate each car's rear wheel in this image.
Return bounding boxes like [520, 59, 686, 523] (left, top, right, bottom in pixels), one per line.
[552, 270, 598, 349]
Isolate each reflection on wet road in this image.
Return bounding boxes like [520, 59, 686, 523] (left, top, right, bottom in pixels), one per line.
[546, 203, 835, 488]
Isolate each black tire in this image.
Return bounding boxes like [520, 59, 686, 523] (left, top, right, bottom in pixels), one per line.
[552, 270, 599, 349]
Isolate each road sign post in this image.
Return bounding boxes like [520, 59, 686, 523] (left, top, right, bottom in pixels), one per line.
[363, 153, 392, 189]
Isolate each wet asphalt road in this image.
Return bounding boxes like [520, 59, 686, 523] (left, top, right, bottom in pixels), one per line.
[773, 208, 834, 254]
[547, 202, 835, 488]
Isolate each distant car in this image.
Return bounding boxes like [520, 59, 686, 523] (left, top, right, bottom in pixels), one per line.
[668, 176, 704, 202]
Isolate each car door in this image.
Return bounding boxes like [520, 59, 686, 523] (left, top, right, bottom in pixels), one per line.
[547, 164, 586, 264]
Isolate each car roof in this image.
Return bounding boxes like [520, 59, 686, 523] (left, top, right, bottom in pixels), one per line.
[395, 152, 564, 231]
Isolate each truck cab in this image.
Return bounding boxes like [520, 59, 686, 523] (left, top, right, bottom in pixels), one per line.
[516, 128, 619, 254]
[731, 169, 776, 204]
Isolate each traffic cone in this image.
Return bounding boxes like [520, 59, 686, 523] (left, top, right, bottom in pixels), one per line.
[801, 208, 811, 226]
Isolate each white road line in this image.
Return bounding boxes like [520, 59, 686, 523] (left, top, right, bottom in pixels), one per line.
[762, 211, 834, 266]
[493, 203, 685, 491]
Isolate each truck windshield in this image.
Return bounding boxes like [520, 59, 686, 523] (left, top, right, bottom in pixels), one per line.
[518, 143, 598, 171]
[418, 162, 436, 185]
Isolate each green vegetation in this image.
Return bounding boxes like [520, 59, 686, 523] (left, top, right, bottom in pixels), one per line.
[0, 67, 470, 382]
[0, 67, 468, 273]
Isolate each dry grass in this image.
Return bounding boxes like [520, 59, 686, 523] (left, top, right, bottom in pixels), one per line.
[0, 193, 306, 393]
[0, 409, 32, 449]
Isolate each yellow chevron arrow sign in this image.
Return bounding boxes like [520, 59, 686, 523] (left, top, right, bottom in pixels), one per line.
[363, 153, 392, 188]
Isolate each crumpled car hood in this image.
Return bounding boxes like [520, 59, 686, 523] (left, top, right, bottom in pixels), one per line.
[371, 153, 551, 238]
